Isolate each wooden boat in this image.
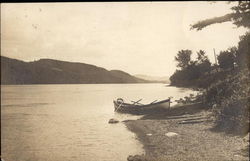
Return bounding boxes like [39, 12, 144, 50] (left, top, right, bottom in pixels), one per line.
[113, 98, 171, 115]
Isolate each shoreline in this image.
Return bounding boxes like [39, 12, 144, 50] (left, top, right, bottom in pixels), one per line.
[124, 103, 249, 161]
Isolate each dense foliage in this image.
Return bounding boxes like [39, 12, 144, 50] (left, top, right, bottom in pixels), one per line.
[174, 50, 192, 69]
[237, 32, 250, 68]
[171, 1, 250, 134]
[205, 68, 249, 134]
[217, 48, 236, 70]
[170, 50, 211, 88]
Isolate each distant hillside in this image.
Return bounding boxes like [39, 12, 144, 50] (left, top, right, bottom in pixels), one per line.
[1, 56, 149, 84]
[135, 74, 170, 83]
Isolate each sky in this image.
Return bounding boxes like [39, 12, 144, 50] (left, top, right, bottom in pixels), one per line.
[1, 2, 248, 77]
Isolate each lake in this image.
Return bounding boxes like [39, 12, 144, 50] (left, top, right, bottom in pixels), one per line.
[1, 84, 195, 161]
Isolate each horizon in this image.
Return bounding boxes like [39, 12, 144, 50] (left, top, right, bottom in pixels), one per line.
[1, 2, 248, 77]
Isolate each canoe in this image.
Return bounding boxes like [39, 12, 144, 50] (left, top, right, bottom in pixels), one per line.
[113, 98, 171, 115]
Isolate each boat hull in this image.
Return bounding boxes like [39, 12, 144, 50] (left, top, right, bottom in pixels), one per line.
[113, 99, 170, 115]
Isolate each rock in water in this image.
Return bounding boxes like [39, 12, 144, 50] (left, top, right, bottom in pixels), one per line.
[165, 132, 179, 137]
[108, 118, 119, 124]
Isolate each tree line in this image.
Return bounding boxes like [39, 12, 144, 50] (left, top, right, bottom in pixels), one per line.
[170, 32, 249, 88]
[170, 1, 249, 134]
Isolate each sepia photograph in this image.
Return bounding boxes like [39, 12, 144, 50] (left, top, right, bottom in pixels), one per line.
[1, 1, 249, 161]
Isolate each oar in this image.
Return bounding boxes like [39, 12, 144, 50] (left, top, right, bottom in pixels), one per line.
[115, 101, 123, 112]
[150, 100, 158, 104]
[131, 99, 143, 105]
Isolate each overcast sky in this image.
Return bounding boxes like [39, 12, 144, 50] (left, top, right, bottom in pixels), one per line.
[1, 2, 248, 77]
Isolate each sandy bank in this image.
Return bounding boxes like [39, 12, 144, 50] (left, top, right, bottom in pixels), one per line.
[125, 103, 249, 161]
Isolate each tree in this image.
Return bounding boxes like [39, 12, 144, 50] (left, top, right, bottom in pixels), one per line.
[191, 1, 250, 31]
[236, 32, 250, 68]
[175, 50, 192, 69]
[170, 49, 212, 88]
[217, 49, 236, 70]
[196, 50, 210, 64]
[191, 13, 234, 31]
[195, 50, 212, 75]
[189, 1, 250, 134]
[231, 1, 250, 28]
[197, 60, 211, 74]
[190, 1, 250, 71]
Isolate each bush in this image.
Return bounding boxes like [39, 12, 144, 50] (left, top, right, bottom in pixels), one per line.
[205, 68, 250, 134]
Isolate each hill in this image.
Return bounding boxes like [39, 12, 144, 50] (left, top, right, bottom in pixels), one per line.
[1, 56, 149, 84]
[134, 74, 170, 83]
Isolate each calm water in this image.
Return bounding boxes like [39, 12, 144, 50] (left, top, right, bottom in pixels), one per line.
[1, 84, 195, 161]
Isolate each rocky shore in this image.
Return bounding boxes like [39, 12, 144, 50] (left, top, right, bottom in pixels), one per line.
[124, 103, 249, 161]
